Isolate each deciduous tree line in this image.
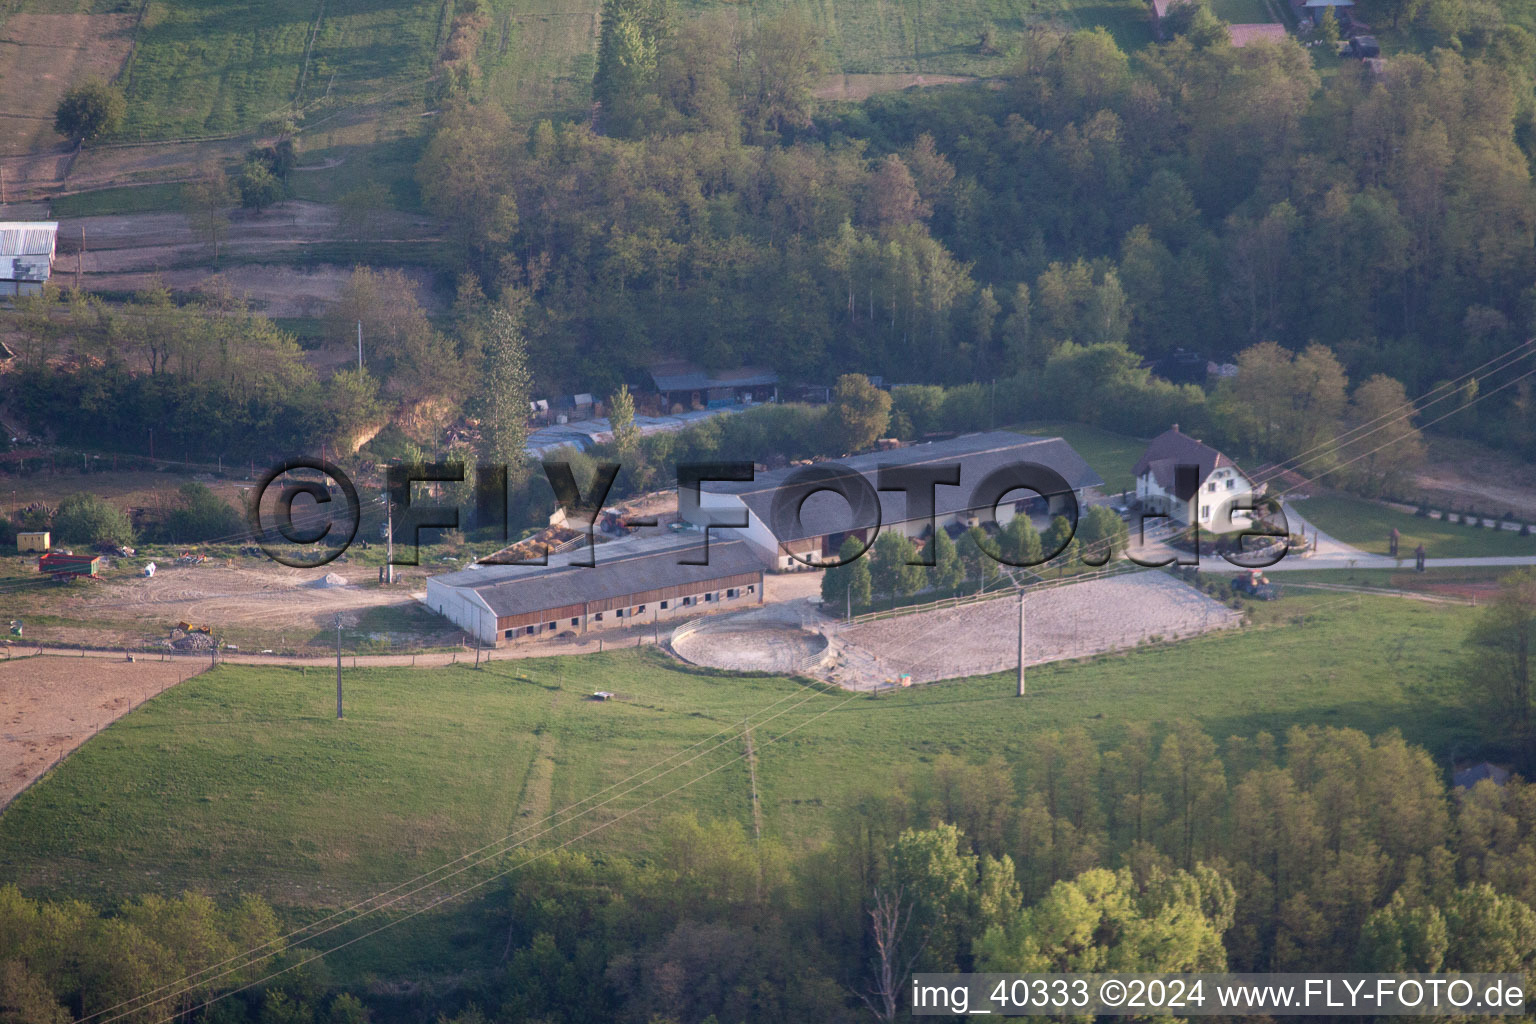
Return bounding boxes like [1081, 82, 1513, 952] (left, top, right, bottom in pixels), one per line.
[6, 723, 1534, 1024]
[417, 4, 1536, 458]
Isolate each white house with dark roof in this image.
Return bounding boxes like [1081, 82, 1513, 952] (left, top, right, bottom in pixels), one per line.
[1133, 426, 1257, 534]
[0, 221, 57, 297]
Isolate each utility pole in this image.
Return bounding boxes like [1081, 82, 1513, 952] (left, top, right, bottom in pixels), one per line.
[357, 321, 363, 372]
[1016, 589, 1026, 698]
[333, 617, 342, 721]
[384, 496, 395, 584]
[76, 227, 83, 290]
[846, 582, 852, 622]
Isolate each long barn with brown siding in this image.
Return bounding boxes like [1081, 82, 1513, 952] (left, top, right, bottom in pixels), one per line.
[425, 540, 765, 645]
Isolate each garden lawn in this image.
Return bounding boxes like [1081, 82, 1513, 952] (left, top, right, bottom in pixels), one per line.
[1292, 493, 1536, 559]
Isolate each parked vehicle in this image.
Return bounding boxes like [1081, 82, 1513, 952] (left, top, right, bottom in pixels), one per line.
[1233, 569, 1280, 600]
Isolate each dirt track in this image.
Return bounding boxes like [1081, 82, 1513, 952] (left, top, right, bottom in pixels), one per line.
[63, 201, 445, 316]
[0, 654, 200, 809]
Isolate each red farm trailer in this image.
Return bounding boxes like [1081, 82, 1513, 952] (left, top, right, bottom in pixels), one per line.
[38, 553, 102, 580]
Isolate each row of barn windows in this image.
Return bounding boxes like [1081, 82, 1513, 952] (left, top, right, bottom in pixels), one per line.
[504, 584, 755, 638]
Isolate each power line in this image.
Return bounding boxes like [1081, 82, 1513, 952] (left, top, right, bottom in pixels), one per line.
[83, 680, 835, 1024]
[1268, 362, 1536, 506]
[1247, 338, 1535, 490]
[137, 686, 863, 1024]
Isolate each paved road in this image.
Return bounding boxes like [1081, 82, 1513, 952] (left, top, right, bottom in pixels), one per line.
[1197, 502, 1536, 573]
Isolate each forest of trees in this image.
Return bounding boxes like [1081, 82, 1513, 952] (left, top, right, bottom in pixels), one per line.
[14, 0, 1529, 486]
[406, 1, 1536, 464]
[7, 723, 1535, 1024]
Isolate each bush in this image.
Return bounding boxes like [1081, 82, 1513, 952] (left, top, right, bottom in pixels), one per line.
[237, 159, 284, 212]
[1415, 505, 1429, 517]
[157, 483, 245, 543]
[52, 493, 133, 547]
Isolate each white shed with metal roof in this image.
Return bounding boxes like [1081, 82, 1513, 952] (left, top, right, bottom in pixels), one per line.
[0, 221, 58, 297]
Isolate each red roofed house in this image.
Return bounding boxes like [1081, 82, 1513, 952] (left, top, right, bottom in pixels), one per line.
[1133, 426, 1258, 533]
[1227, 23, 1288, 46]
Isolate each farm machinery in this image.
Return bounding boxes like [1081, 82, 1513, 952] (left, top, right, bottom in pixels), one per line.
[1233, 569, 1281, 600]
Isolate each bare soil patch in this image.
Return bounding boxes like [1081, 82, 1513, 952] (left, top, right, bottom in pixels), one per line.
[3, 555, 458, 652]
[829, 571, 1241, 687]
[0, 653, 199, 809]
[61, 201, 444, 315]
[673, 622, 827, 674]
[1414, 436, 1536, 521]
[0, 13, 136, 159]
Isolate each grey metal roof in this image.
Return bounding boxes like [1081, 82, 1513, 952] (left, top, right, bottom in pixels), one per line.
[433, 539, 763, 618]
[650, 360, 779, 393]
[1133, 427, 1236, 491]
[0, 222, 57, 283]
[703, 431, 1105, 542]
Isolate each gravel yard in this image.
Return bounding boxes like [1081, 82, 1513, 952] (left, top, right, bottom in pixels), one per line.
[828, 571, 1242, 688]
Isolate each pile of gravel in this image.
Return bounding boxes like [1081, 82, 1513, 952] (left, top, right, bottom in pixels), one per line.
[169, 631, 216, 651]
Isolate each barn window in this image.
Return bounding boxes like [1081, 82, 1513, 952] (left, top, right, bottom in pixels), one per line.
[571, 617, 580, 626]
[660, 600, 669, 609]
[637, 604, 646, 613]
[1200, 505, 1210, 519]
[616, 608, 624, 618]
[595, 612, 604, 621]
[525, 625, 535, 635]
[727, 588, 738, 599]
[683, 596, 694, 606]
[547, 621, 556, 630]
[1226, 479, 1235, 490]
[747, 584, 755, 594]
[705, 592, 715, 602]
[504, 629, 514, 639]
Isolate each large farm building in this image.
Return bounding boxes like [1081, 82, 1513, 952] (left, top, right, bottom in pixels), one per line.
[426, 540, 765, 646]
[691, 431, 1105, 570]
[424, 431, 1100, 643]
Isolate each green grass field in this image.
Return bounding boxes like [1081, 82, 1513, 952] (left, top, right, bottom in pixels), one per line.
[50, 183, 188, 218]
[111, 0, 458, 139]
[83, 0, 1161, 142]
[1015, 420, 1147, 495]
[0, 591, 1479, 910]
[683, 0, 1153, 76]
[1292, 493, 1536, 559]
